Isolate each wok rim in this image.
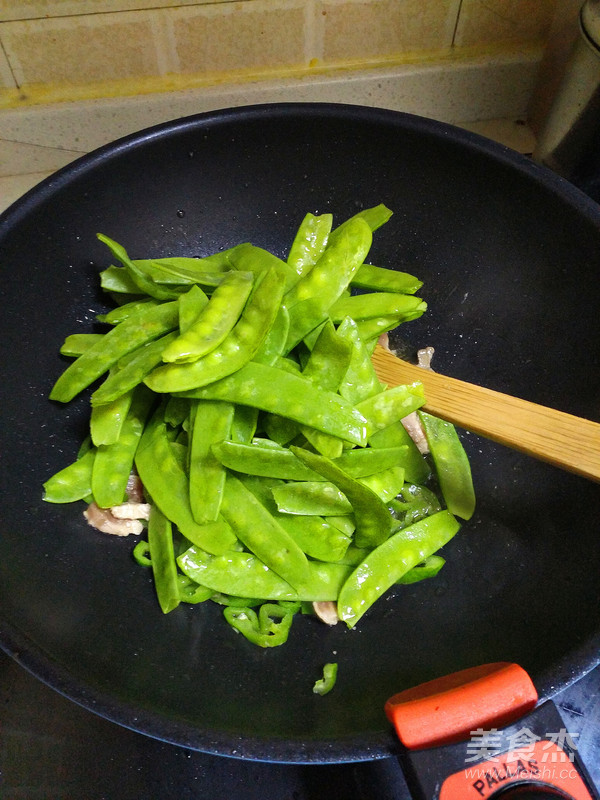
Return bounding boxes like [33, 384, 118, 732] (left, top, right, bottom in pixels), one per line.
[1, 101, 600, 764]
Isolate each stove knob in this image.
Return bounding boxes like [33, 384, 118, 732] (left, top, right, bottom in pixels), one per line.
[492, 782, 574, 800]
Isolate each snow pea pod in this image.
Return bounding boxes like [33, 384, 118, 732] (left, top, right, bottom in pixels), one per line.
[328, 293, 426, 324]
[188, 399, 234, 523]
[180, 362, 368, 446]
[177, 284, 209, 333]
[252, 305, 289, 366]
[97, 298, 159, 325]
[211, 440, 323, 480]
[334, 445, 408, 477]
[145, 266, 285, 393]
[43, 447, 96, 503]
[162, 271, 254, 363]
[355, 315, 404, 344]
[147, 504, 180, 614]
[90, 386, 134, 446]
[291, 447, 393, 548]
[287, 212, 333, 276]
[418, 411, 476, 520]
[177, 546, 352, 601]
[351, 263, 423, 294]
[226, 243, 299, 291]
[357, 383, 426, 437]
[49, 300, 179, 403]
[338, 509, 460, 627]
[91, 385, 154, 508]
[284, 217, 373, 349]
[336, 317, 383, 404]
[368, 418, 431, 484]
[329, 204, 393, 243]
[359, 465, 405, 503]
[90, 331, 179, 406]
[220, 473, 311, 590]
[135, 406, 237, 554]
[272, 481, 352, 516]
[60, 333, 105, 357]
[98, 234, 181, 301]
[230, 404, 259, 444]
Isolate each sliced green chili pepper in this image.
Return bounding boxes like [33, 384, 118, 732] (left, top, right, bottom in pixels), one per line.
[338, 509, 460, 627]
[145, 267, 285, 393]
[162, 271, 254, 363]
[50, 300, 179, 403]
[418, 411, 476, 520]
[313, 662, 338, 696]
[180, 362, 368, 447]
[147, 505, 180, 614]
[177, 574, 213, 604]
[223, 603, 295, 647]
[291, 446, 393, 548]
[132, 539, 152, 567]
[43, 447, 96, 503]
[287, 212, 333, 276]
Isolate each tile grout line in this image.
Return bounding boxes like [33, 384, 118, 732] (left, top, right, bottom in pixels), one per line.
[451, 0, 465, 47]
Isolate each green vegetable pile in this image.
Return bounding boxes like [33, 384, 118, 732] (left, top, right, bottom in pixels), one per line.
[44, 203, 475, 655]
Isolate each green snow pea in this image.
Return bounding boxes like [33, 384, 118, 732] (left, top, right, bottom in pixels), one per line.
[211, 440, 323, 480]
[338, 509, 460, 627]
[357, 383, 426, 437]
[97, 298, 160, 325]
[328, 293, 426, 324]
[390, 483, 442, 530]
[220, 473, 311, 590]
[90, 331, 179, 406]
[91, 385, 154, 508]
[252, 305, 290, 366]
[145, 267, 285, 393]
[272, 481, 353, 516]
[90, 387, 134, 446]
[355, 315, 404, 344]
[188, 399, 234, 523]
[418, 411, 476, 520]
[98, 234, 181, 301]
[147, 504, 180, 614]
[396, 554, 445, 584]
[43, 447, 96, 503]
[99, 265, 141, 295]
[180, 362, 368, 447]
[60, 333, 105, 357]
[230, 404, 259, 444]
[291, 446, 393, 548]
[177, 546, 352, 601]
[359, 465, 405, 503]
[49, 300, 179, 403]
[351, 263, 423, 294]
[336, 317, 383, 404]
[226, 243, 299, 291]
[329, 204, 393, 243]
[313, 662, 338, 696]
[284, 217, 373, 349]
[135, 406, 237, 554]
[177, 284, 209, 333]
[177, 574, 213, 604]
[162, 271, 254, 363]
[287, 212, 333, 276]
[223, 603, 295, 648]
[334, 445, 408, 477]
[368, 419, 431, 484]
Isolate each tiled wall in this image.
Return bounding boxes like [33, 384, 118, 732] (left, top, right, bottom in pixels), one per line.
[0, 0, 558, 107]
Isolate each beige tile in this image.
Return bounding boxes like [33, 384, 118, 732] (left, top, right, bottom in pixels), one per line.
[0, 0, 223, 23]
[0, 138, 83, 177]
[0, 170, 54, 212]
[169, 1, 308, 75]
[0, 38, 16, 88]
[1, 10, 166, 86]
[317, 0, 462, 63]
[455, 0, 558, 48]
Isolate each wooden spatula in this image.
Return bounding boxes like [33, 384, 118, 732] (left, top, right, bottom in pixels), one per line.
[371, 343, 600, 483]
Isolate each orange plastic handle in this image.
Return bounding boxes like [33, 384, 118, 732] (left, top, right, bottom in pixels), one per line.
[384, 662, 538, 750]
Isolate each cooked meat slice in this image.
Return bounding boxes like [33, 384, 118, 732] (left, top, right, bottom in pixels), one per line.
[111, 502, 151, 520]
[83, 502, 143, 536]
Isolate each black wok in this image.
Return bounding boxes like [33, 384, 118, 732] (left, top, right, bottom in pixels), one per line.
[1, 103, 599, 766]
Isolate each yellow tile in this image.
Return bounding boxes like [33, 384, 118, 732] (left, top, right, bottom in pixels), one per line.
[170, 1, 308, 75]
[0, 0, 220, 22]
[318, 0, 461, 63]
[1, 10, 165, 86]
[454, 0, 558, 48]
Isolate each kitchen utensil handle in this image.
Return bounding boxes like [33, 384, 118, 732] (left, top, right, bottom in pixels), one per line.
[371, 344, 600, 483]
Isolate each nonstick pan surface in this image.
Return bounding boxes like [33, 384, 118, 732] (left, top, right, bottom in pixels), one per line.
[1, 103, 599, 763]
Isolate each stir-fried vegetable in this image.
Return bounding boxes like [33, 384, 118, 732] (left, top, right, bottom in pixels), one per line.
[43, 204, 475, 665]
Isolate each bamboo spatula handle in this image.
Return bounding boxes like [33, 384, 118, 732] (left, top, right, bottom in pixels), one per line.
[371, 343, 600, 483]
